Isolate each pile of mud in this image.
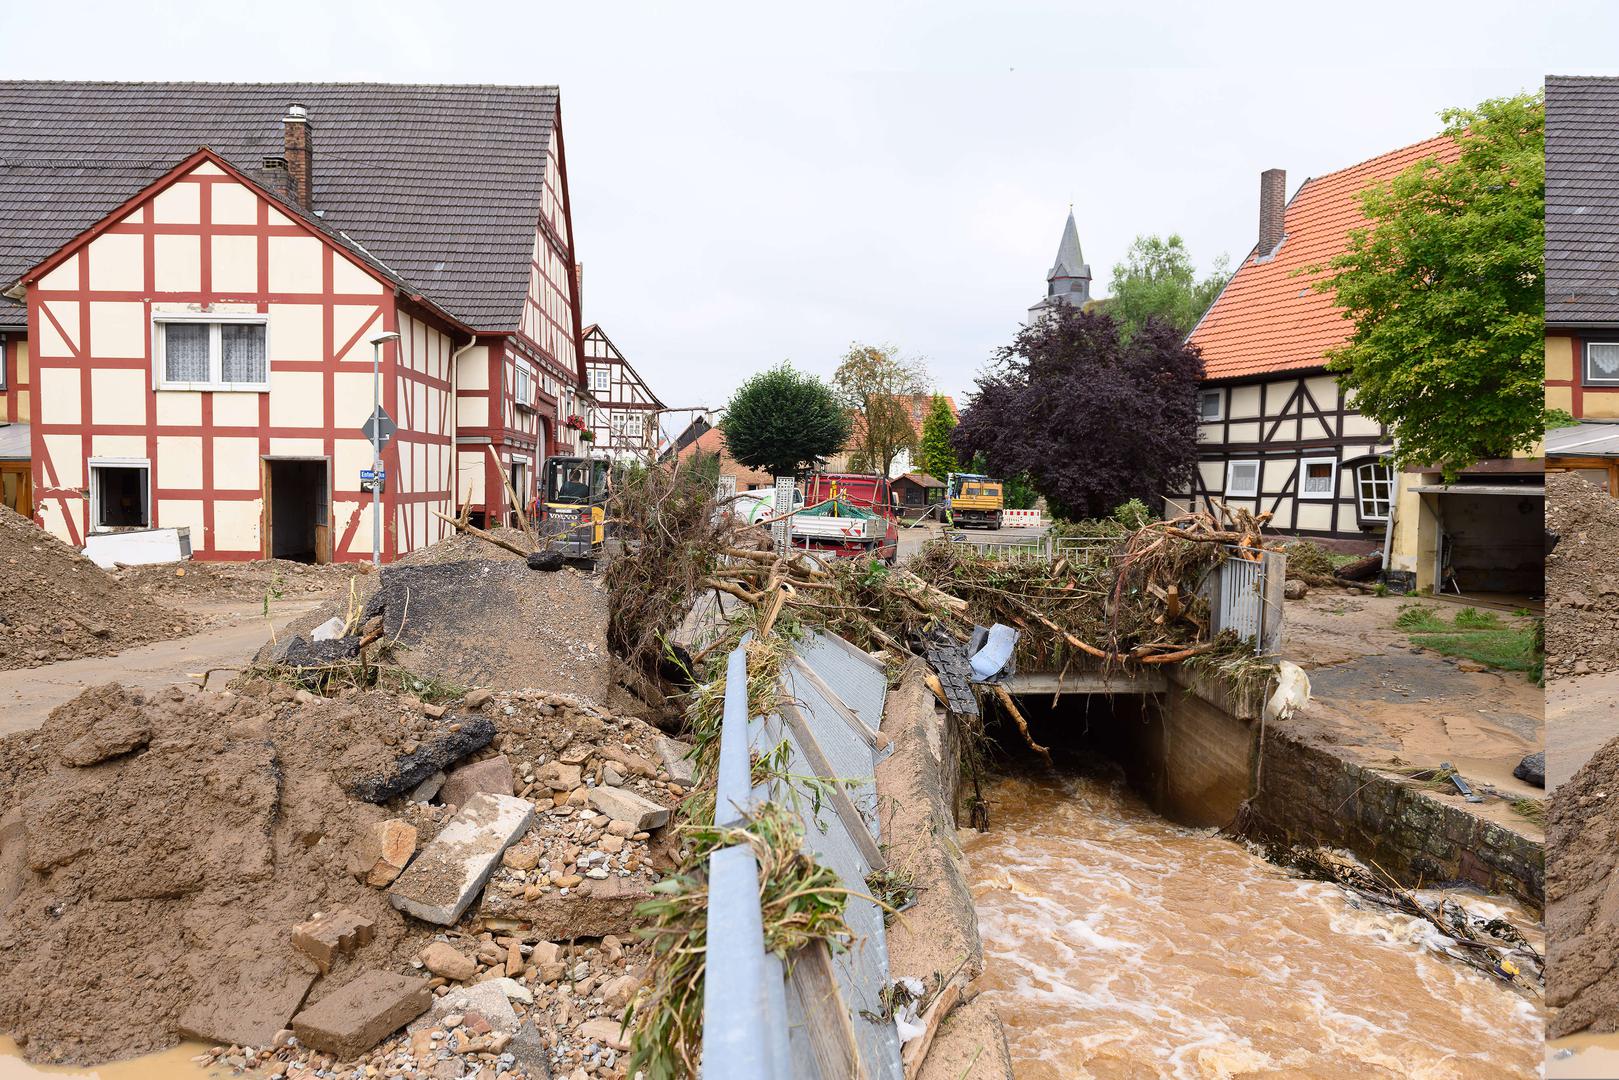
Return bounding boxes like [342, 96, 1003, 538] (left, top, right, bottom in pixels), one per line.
[0, 505, 193, 671]
[1549, 731, 1619, 1036]
[264, 549, 611, 703]
[1547, 470, 1619, 678]
[113, 558, 358, 603]
[0, 674, 681, 1066]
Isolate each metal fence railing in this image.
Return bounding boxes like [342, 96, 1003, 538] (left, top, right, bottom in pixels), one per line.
[1210, 545, 1286, 654]
[701, 632, 903, 1078]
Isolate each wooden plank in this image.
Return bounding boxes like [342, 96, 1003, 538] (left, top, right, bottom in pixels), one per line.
[787, 939, 864, 1079]
[776, 697, 886, 872]
[901, 981, 962, 1079]
[789, 655, 888, 752]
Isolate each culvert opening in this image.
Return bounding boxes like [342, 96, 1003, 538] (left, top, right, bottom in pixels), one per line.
[981, 684, 1252, 830]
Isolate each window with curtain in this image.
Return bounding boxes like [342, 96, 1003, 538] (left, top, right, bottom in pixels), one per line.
[156, 318, 269, 390]
[1588, 342, 1619, 385]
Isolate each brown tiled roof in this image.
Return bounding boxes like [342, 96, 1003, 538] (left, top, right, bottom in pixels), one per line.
[1188, 134, 1460, 381]
[676, 426, 774, 488]
[0, 81, 561, 330]
[1548, 76, 1619, 326]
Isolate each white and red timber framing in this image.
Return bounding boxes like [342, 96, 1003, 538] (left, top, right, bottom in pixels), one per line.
[0, 82, 604, 563]
[582, 324, 666, 461]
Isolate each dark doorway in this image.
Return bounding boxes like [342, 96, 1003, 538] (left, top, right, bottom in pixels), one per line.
[265, 458, 328, 563]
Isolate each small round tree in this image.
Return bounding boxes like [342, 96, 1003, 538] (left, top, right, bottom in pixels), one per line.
[720, 363, 852, 478]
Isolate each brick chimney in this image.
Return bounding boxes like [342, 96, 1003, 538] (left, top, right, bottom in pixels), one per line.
[283, 104, 312, 209]
[1258, 168, 1286, 258]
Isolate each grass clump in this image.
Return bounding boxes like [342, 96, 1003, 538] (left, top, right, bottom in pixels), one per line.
[1395, 604, 1542, 680]
[625, 802, 854, 1080]
[1511, 798, 1545, 827]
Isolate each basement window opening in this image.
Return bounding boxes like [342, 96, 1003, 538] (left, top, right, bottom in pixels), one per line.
[90, 461, 150, 531]
[154, 316, 269, 392]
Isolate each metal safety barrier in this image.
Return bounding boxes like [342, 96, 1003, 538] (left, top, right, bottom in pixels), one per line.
[701, 631, 903, 1078]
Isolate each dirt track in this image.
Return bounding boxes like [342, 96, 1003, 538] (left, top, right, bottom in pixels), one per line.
[0, 599, 323, 736]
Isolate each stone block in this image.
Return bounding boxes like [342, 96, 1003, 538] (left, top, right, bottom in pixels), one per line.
[588, 786, 670, 831]
[440, 755, 514, 808]
[389, 793, 534, 925]
[655, 737, 696, 786]
[348, 819, 418, 887]
[292, 910, 375, 974]
[481, 874, 653, 938]
[292, 970, 432, 1059]
[421, 941, 477, 981]
[536, 761, 582, 791]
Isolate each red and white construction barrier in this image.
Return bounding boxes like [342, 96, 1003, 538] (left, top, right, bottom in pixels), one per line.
[1002, 508, 1044, 527]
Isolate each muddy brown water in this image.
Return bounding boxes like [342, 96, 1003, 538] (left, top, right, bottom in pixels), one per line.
[0, 1039, 209, 1078]
[963, 768, 1544, 1079]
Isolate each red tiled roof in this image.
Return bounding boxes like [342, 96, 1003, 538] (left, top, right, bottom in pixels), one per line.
[676, 426, 773, 487]
[1189, 134, 1461, 381]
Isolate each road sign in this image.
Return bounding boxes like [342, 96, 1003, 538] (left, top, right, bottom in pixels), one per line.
[362, 406, 397, 450]
[360, 467, 386, 492]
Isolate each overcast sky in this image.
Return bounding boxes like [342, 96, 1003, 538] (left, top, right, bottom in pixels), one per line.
[2, 1, 1609, 417]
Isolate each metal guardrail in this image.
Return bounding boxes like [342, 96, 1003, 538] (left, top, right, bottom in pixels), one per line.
[701, 631, 903, 1078]
[950, 533, 1116, 562]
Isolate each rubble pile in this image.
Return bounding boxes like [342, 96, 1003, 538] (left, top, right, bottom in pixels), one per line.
[1546, 470, 1619, 677]
[265, 556, 611, 702]
[1549, 732, 1619, 1035]
[0, 671, 683, 1076]
[0, 505, 194, 670]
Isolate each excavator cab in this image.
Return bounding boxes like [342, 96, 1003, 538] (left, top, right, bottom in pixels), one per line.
[539, 456, 609, 556]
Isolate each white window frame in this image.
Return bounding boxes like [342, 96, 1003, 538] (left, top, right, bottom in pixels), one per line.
[1224, 459, 1261, 498]
[1587, 341, 1619, 386]
[0, 332, 8, 391]
[152, 313, 270, 392]
[1199, 389, 1223, 422]
[513, 363, 535, 411]
[1355, 461, 1393, 522]
[1298, 456, 1337, 501]
[589, 365, 610, 393]
[88, 456, 152, 533]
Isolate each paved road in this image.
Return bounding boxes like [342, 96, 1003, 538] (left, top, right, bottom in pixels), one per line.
[0, 598, 323, 735]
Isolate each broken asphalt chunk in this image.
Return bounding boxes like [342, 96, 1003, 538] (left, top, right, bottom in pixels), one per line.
[349, 716, 497, 804]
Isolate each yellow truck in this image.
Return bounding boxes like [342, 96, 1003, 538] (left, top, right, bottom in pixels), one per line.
[947, 472, 1004, 529]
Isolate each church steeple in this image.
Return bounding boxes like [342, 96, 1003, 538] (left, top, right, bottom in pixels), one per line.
[1029, 209, 1093, 323]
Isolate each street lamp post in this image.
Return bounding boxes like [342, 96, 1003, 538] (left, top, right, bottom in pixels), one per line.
[369, 330, 401, 566]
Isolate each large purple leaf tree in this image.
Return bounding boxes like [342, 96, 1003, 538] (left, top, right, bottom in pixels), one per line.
[953, 305, 1204, 520]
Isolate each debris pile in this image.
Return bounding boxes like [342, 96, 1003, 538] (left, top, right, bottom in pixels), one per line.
[1549, 731, 1619, 1036]
[0, 505, 194, 670]
[1546, 469, 1619, 677]
[263, 552, 611, 702]
[0, 668, 681, 1074]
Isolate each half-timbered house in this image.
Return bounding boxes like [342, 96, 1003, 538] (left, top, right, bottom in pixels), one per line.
[582, 324, 666, 461]
[1180, 136, 1543, 596]
[0, 83, 591, 561]
[1175, 142, 1462, 547]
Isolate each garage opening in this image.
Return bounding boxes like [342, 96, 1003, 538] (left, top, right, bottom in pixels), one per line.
[1429, 484, 1545, 603]
[90, 462, 150, 531]
[265, 458, 329, 563]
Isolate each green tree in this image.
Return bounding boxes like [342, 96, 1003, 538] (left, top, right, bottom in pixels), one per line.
[833, 344, 929, 477]
[917, 394, 960, 479]
[1315, 91, 1544, 476]
[1107, 235, 1228, 340]
[720, 364, 851, 478]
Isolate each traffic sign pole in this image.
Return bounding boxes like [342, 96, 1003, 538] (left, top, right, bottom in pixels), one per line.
[368, 332, 400, 565]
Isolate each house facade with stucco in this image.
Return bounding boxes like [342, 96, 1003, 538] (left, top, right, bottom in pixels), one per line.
[0, 82, 595, 562]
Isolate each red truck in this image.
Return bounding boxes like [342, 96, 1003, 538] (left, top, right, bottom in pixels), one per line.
[791, 472, 900, 563]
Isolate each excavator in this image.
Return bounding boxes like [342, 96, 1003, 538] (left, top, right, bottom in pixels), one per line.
[537, 456, 609, 558]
